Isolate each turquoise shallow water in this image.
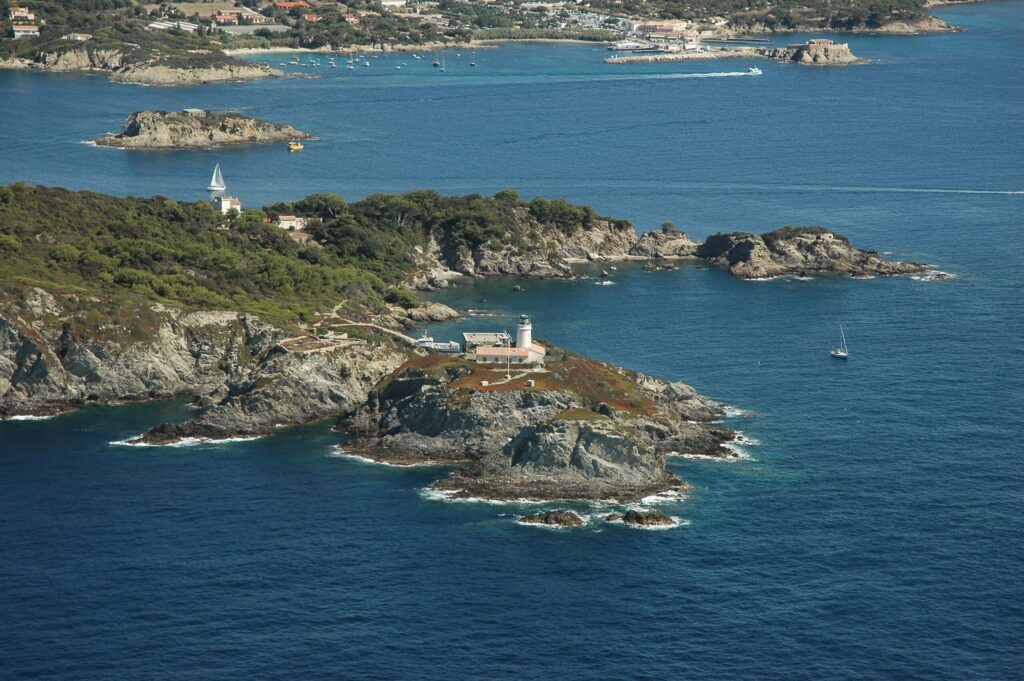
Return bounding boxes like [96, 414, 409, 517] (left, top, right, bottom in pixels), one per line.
[1, 2, 1023, 678]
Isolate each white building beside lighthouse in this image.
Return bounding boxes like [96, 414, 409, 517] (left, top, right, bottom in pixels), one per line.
[473, 314, 546, 366]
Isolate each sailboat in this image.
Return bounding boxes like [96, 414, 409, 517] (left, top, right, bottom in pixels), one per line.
[469, 51, 477, 67]
[440, 56, 446, 72]
[207, 164, 226, 192]
[830, 324, 849, 359]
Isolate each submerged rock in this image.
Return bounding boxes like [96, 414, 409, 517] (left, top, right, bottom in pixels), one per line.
[519, 511, 585, 528]
[606, 510, 676, 527]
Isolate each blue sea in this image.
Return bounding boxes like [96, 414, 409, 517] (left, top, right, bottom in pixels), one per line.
[1, 2, 1022, 678]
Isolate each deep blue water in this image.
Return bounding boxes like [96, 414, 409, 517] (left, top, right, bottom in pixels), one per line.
[1, 2, 1023, 678]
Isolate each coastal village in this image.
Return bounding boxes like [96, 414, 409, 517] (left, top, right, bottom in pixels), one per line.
[2, 0, 855, 63]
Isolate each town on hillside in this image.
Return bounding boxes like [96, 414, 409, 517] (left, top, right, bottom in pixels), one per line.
[2, 0, 936, 60]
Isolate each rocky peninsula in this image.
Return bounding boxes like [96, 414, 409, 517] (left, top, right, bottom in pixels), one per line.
[0, 185, 941, 507]
[95, 110, 311, 150]
[338, 350, 736, 502]
[0, 46, 279, 86]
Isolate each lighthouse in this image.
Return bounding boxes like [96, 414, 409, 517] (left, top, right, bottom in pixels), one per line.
[516, 314, 532, 349]
[469, 314, 545, 366]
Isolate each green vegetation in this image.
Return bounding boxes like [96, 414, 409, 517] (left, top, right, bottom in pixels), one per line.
[0, 0, 233, 63]
[0, 184, 386, 325]
[268, 188, 628, 280]
[0, 184, 625, 328]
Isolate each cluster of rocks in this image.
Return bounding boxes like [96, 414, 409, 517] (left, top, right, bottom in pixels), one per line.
[95, 110, 310, 149]
[519, 509, 676, 528]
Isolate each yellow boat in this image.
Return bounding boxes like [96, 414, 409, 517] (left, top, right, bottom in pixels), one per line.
[288, 141, 304, 151]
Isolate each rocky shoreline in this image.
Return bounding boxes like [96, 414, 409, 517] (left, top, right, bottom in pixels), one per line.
[95, 110, 311, 150]
[406, 222, 931, 287]
[337, 349, 736, 502]
[0, 47, 280, 86]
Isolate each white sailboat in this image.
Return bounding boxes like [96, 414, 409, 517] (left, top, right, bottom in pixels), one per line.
[207, 164, 226, 192]
[830, 324, 849, 359]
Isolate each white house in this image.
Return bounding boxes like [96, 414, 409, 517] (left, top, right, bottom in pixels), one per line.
[276, 215, 307, 231]
[473, 315, 546, 366]
[8, 7, 35, 21]
[212, 196, 242, 215]
[12, 24, 40, 38]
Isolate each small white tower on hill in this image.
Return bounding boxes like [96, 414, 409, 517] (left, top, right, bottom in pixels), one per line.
[516, 314, 532, 349]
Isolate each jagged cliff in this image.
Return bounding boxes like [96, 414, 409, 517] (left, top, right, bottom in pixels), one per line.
[339, 352, 735, 501]
[0, 290, 406, 439]
[95, 110, 311, 149]
[405, 216, 639, 288]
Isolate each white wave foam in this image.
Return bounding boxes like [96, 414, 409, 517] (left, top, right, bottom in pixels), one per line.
[326, 444, 447, 467]
[721, 442, 755, 460]
[419, 487, 551, 506]
[3, 414, 57, 421]
[732, 431, 761, 446]
[515, 517, 580, 530]
[912, 270, 956, 282]
[605, 515, 688, 530]
[110, 434, 261, 447]
[720, 404, 753, 418]
[639, 489, 688, 505]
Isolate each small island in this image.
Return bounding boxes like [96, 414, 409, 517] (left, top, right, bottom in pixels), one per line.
[95, 110, 311, 150]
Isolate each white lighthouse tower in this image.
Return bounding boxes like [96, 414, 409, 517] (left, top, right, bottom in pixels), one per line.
[516, 314, 532, 349]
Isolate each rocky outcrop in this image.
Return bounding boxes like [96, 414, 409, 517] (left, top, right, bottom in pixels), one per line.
[406, 219, 932, 286]
[110, 60, 281, 86]
[695, 226, 930, 279]
[95, 110, 311, 150]
[519, 511, 585, 528]
[0, 46, 280, 86]
[765, 40, 862, 65]
[139, 340, 406, 444]
[629, 229, 699, 259]
[340, 353, 736, 501]
[870, 15, 955, 34]
[0, 290, 406, 441]
[1, 297, 263, 418]
[606, 510, 676, 527]
[408, 218, 639, 286]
